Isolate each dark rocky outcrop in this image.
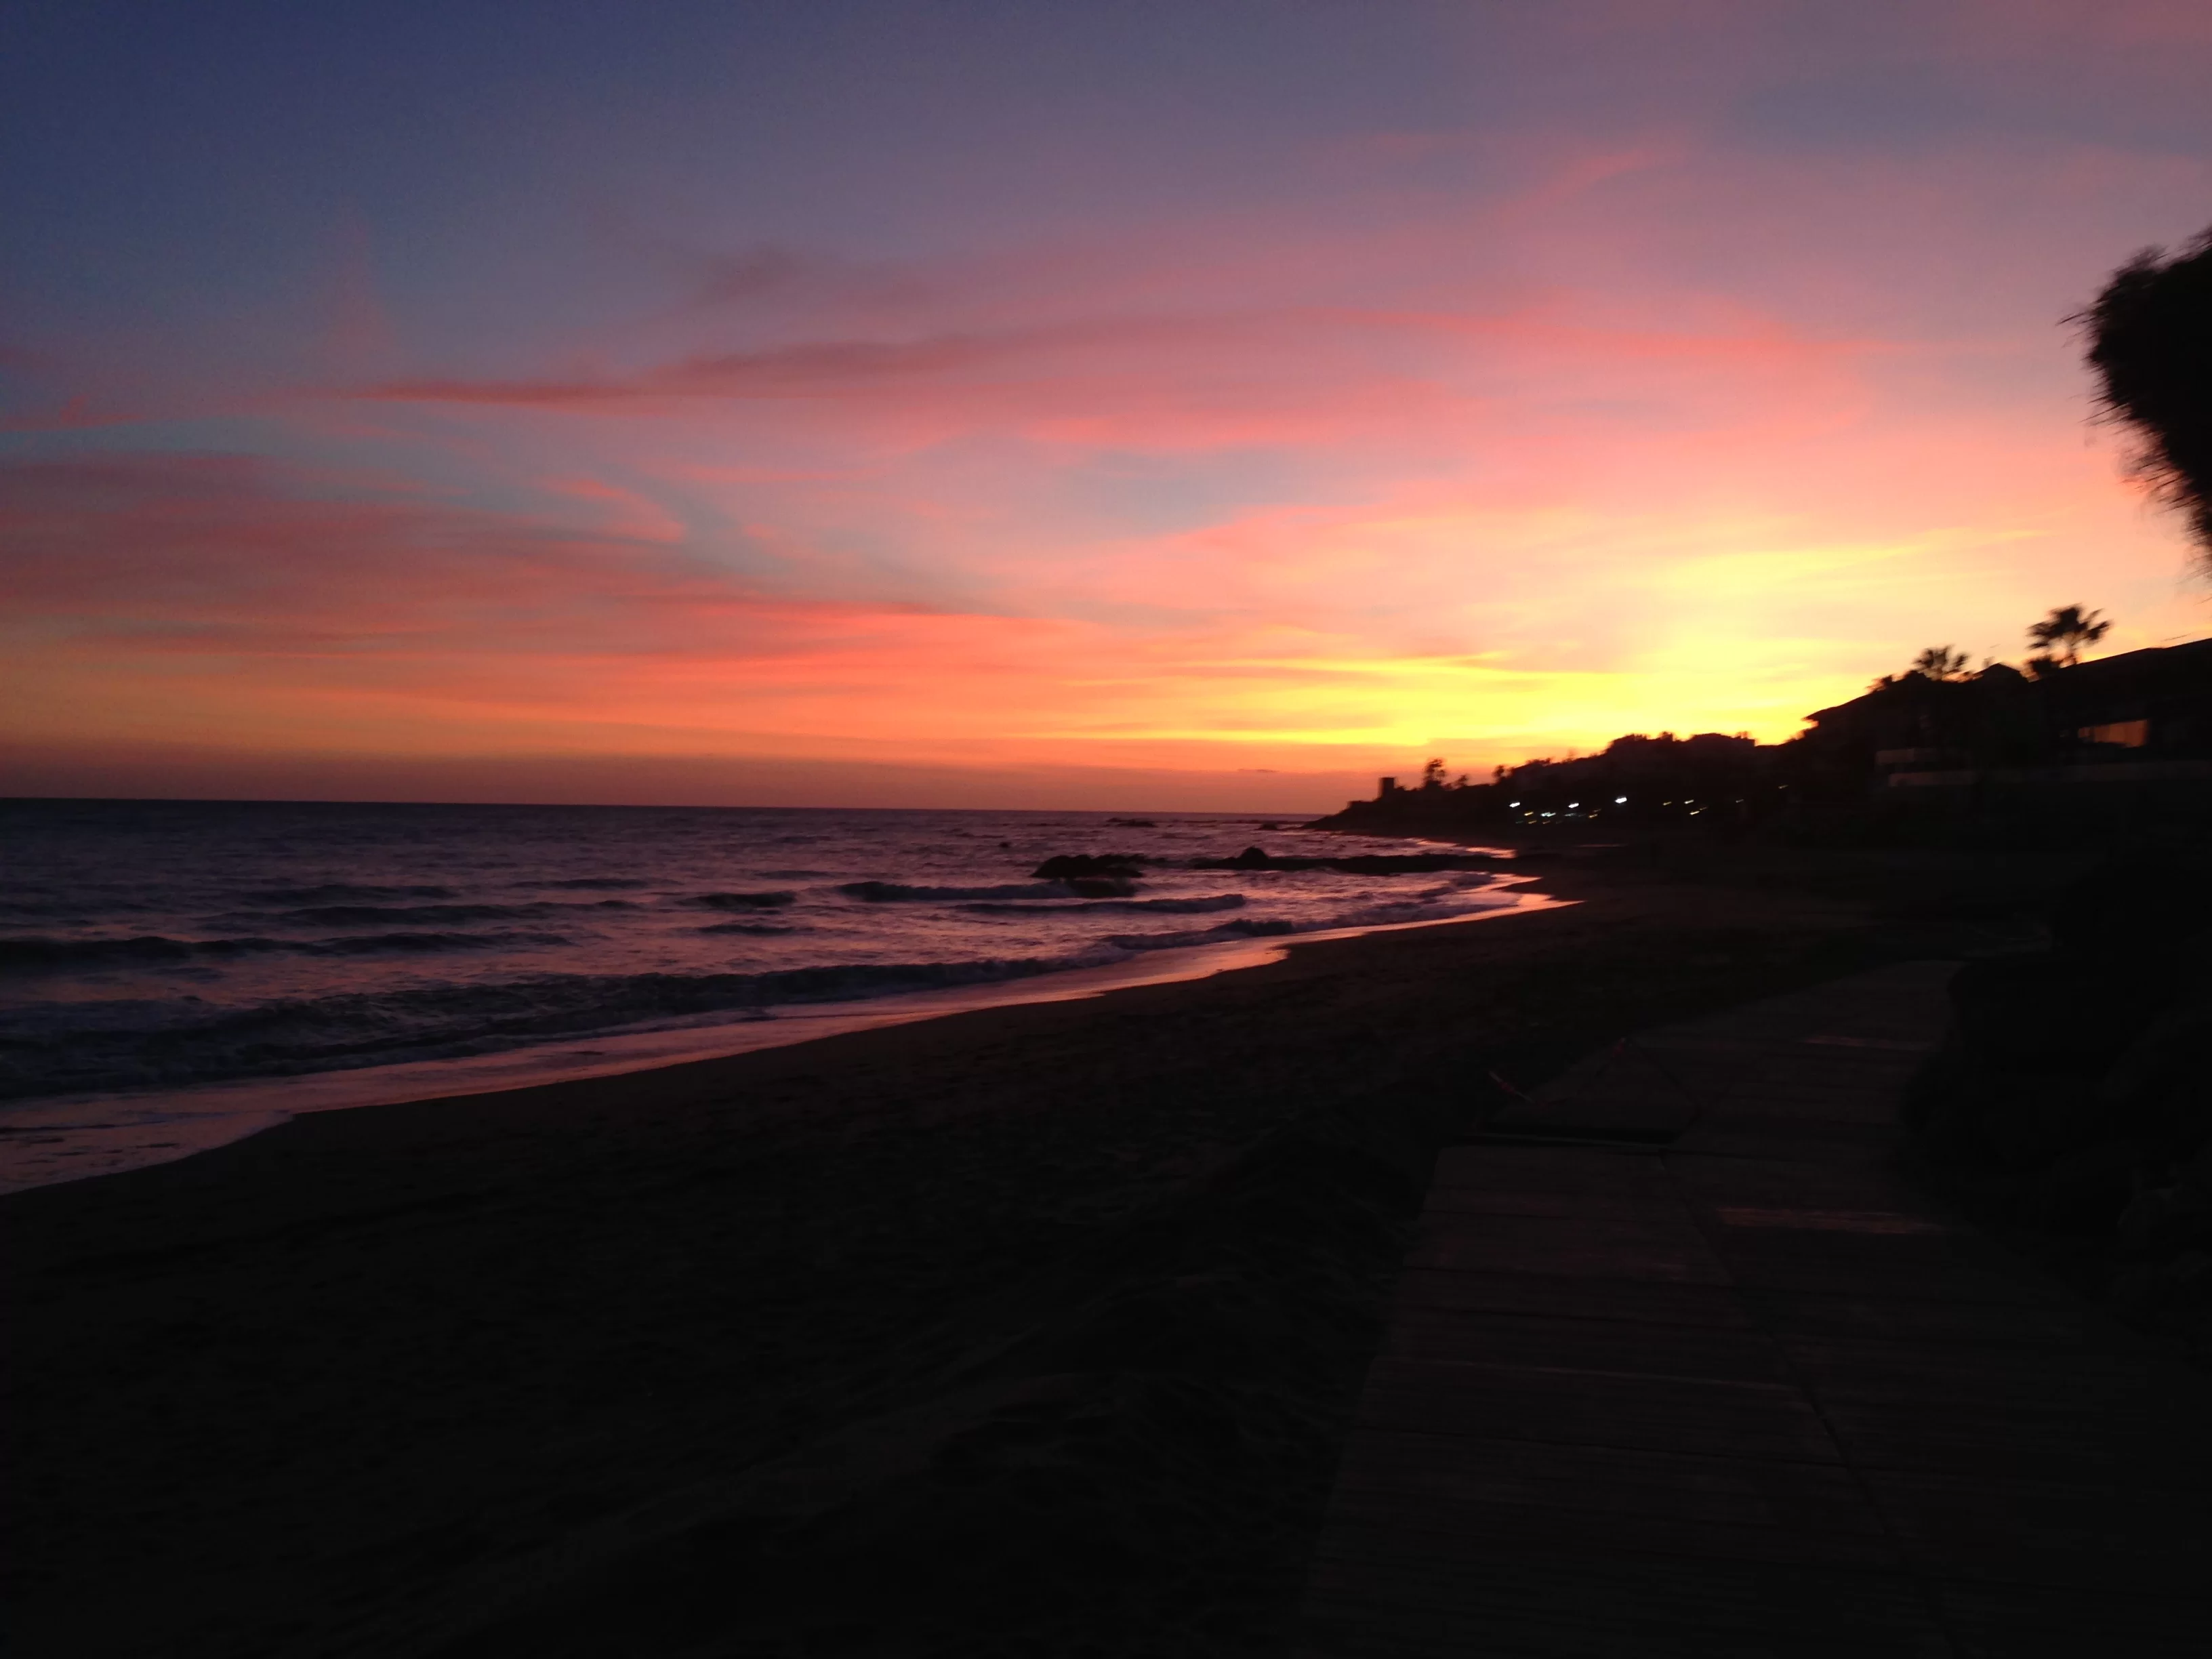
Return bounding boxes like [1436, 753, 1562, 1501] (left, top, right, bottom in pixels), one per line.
[1030, 854, 1150, 880]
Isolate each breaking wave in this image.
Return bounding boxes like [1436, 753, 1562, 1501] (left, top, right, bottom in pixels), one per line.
[1103, 893, 1513, 954]
[957, 893, 1247, 916]
[0, 800, 1529, 1118]
[0, 958, 1064, 1100]
[840, 880, 1086, 903]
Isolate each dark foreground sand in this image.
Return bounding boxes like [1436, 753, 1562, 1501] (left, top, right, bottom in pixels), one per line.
[3, 845, 2072, 1658]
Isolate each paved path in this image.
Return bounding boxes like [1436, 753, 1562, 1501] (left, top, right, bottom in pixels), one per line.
[1296, 962, 2212, 1657]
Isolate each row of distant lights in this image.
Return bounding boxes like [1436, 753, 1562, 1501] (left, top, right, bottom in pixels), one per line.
[1507, 796, 1706, 819]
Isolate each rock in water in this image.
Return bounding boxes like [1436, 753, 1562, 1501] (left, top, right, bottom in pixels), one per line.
[1030, 854, 1148, 880]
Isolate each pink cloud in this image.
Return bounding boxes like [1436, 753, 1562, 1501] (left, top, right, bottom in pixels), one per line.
[14, 83, 2212, 806]
[350, 286, 1885, 480]
[2, 453, 1181, 764]
[0, 394, 153, 433]
[3, 453, 919, 661]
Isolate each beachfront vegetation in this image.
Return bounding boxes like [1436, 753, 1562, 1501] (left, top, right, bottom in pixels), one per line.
[2079, 222, 2212, 562]
[1326, 615, 2212, 842]
[2026, 605, 2110, 674]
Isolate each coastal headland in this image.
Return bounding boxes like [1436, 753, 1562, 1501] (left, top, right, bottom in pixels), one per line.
[4, 840, 2078, 1656]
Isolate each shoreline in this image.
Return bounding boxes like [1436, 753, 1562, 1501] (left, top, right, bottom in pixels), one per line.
[0, 880, 1556, 1193]
[5, 846, 2074, 1657]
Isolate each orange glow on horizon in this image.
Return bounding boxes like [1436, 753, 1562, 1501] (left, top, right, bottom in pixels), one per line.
[5, 9, 2211, 808]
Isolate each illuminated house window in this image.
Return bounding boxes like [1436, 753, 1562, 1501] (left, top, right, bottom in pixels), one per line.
[2079, 720, 2149, 748]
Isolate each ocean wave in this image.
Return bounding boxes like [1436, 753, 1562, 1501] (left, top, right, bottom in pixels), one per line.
[241, 882, 459, 905]
[525, 877, 649, 890]
[274, 900, 635, 926]
[697, 922, 804, 936]
[688, 890, 798, 910]
[311, 930, 575, 956]
[957, 893, 1246, 916]
[0, 956, 1062, 1101]
[0, 935, 295, 972]
[0, 899, 123, 922]
[1101, 895, 1510, 955]
[1103, 920, 1298, 952]
[0, 929, 577, 975]
[840, 880, 1085, 903]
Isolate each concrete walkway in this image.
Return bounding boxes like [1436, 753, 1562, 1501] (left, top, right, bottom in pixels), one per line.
[1296, 962, 2212, 1657]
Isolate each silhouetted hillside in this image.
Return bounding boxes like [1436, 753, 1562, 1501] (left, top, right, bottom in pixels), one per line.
[1315, 639, 2212, 844]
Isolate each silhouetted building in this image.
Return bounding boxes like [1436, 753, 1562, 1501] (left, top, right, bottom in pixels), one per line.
[1317, 639, 2212, 838]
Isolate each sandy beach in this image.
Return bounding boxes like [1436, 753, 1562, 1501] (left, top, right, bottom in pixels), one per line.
[3, 844, 2070, 1658]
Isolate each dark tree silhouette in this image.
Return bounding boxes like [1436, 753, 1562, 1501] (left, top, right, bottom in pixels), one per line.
[1912, 644, 1971, 681]
[2078, 224, 2212, 560]
[2026, 605, 2110, 670]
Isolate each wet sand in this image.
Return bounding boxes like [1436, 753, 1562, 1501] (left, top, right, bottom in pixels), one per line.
[2, 847, 2067, 1657]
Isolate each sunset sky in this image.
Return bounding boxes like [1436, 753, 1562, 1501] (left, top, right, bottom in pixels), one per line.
[5, 1, 2211, 809]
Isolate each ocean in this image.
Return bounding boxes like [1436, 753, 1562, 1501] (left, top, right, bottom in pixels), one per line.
[0, 798, 1536, 1187]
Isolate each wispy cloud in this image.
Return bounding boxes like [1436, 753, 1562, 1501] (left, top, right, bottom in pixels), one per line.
[9, 1, 2211, 803]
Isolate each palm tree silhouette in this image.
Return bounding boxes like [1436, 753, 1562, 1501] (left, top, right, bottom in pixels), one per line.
[1911, 645, 1971, 681]
[2026, 606, 2110, 670]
